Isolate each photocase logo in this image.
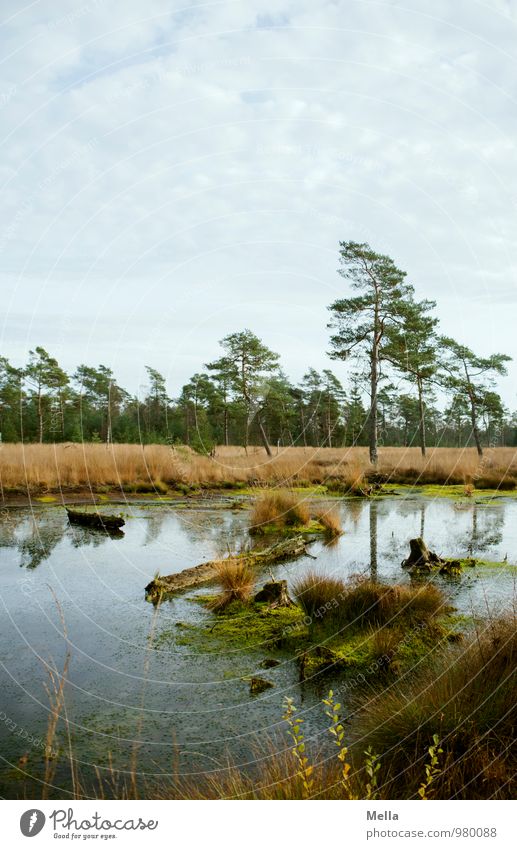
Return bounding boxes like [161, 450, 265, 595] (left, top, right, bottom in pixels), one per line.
[20, 809, 46, 837]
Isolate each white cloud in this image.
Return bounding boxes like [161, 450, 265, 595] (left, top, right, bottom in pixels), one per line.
[1, 0, 516, 404]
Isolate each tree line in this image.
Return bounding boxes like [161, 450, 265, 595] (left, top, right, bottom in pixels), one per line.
[0, 242, 514, 459]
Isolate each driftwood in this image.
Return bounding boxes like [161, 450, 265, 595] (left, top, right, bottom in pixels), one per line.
[145, 534, 310, 602]
[66, 508, 125, 531]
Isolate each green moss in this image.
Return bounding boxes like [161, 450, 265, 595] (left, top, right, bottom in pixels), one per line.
[155, 601, 306, 653]
[35, 494, 57, 503]
[378, 483, 517, 501]
[440, 557, 515, 572]
[158, 591, 461, 687]
[475, 558, 517, 570]
[251, 519, 329, 537]
[301, 632, 373, 675]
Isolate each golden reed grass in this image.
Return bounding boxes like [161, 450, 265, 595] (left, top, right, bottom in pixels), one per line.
[0, 443, 516, 493]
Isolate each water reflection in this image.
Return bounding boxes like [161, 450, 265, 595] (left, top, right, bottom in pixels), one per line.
[19, 516, 67, 569]
[1, 497, 514, 576]
[0, 509, 125, 569]
[0, 496, 516, 797]
[369, 500, 378, 580]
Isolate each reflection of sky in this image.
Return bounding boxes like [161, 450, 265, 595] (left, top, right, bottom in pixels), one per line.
[0, 498, 515, 789]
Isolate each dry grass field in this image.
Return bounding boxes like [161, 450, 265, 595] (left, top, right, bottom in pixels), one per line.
[1, 443, 517, 495]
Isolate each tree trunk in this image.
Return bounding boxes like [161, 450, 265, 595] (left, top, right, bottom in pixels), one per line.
[254, 579, 293, 607]
[257, 415, 272, 457]
[369, 340, 379, 465]
[224, 406, 229, 446]
[38, 389, 43, 443]
[184, 409, 190, 445]
[417, 378, 427, 457]
[369, 500, 378, 581]
[469, 396, 483, 457]
[300, 407, 307, 447]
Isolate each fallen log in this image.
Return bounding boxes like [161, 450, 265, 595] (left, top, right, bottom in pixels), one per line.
[66, 508, 125, 531]
[145, 534, 310, 602]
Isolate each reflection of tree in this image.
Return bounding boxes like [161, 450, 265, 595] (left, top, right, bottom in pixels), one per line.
[369, 500, 378, 580]
[9, 508, 125, 567]
[19, 516, 67, 569]
[464, 504, 504, 555]
[343, 499, 365, 530]
[177, 510, 249, 559]
[143, 510, 169, 545]
[0, 510, 28, 550]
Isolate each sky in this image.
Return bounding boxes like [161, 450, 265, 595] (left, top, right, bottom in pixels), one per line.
[1, 0, 517, 405]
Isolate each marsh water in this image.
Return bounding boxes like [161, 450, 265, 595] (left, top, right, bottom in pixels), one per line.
[1, 493, 516, 795]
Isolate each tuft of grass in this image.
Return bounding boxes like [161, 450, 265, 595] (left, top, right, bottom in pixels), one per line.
[292, 571, 346, 621]
[249, 490, 310, 533]
[354, 612, 517, 799]
[336, 579, 445, 629]
[312, 507, 343, 537]
[293, 573, 445, 632]
[208, 561, 255, 612]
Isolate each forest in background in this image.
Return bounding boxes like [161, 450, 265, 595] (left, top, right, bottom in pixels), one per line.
[1, 244, 514, 456]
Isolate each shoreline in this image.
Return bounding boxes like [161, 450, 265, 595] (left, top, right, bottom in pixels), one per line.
[1, 481, 516, 509]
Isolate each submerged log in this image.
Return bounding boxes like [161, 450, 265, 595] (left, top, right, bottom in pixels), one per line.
[145, 534, 311, 602]
[249, 676, 274, 695]
[254, 579, 293, 607]
[66, 508, 125, 530]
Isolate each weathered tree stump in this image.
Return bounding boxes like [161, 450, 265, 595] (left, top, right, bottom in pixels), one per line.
[254, 579, 293, 607]
[402, 537, 442, 572]
[402, 537, 467, 576]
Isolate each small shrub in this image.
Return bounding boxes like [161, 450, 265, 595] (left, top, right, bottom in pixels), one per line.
[399, 583, 444, 620]
[370, 626, 403, 671]
[474, 474, 516, 490]
[153, 479, 169, 494]
[130, 480, 168, 494]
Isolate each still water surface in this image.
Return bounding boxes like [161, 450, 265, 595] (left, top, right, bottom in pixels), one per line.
[0, 495, 515, 793]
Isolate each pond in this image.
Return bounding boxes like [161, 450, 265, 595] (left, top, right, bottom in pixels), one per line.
[0, 493, 516, 796]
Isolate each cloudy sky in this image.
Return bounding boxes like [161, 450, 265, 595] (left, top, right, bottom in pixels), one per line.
[1, 0, 517, 404]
